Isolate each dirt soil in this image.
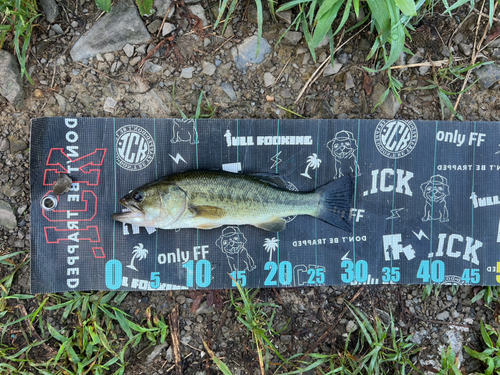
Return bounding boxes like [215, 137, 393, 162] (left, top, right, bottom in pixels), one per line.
[1, 0, 500, 374]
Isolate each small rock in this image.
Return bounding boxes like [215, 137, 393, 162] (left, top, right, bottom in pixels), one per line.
[345, 72, 355, 90]
[317, 34, 329, 48]
[129, 56, 142, 67]
[53, 174, 73, 196]
[281, 89, 292, 99]
[180, 66, 195, 79]
[103, 97, 117, 113]
[0, 200, 17, 230]
[0, 50, 24, 108]
[123, 44, 135, 57]
[223, 24, 234, 38]
[221, 82, 237, 101]
[436, 310, 450, 321]
[408, 52, 423, 65]
[475, 63, 500, 89]
[283, 30, 302, 45]
[188, 5, 209, 26]
[0, 138, 9, 152]
[71, 20, 79, 28]
[8, 136, 27, 153]
[145, 342, 169, 365]
[459, 43, 472, 56]
[358, 38, 371, 51]
[70, 2, 150, 62]
[155, 0, 174, 17]
[104, 52, 115, 62]
[147, 19, 163, 34]
[52, 24, 64, 35]
[202, 61, 216, 76]
[40, 0, 59, 23]
[143, 62, 163, 73]
[266, 95, 274, 102]
[323, 59, 342, 76]
[162, 22, 176, 36]
[372, 83, 400, 118]
[337, 51, 350, 64]
[277, 10, 292, 24]
[346, 320, 357, 333]
[453, 33, 464, 45]
[54, 93, 66, 112]
[234, 36, 272, 73]
[264, 72, 275, 87]
[165, 346, 174, 362]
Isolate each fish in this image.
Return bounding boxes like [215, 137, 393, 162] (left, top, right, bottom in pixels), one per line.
[111, 170, 353, 232]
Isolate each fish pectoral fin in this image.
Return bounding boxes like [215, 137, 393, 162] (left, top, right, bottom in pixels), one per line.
[255, 218, 287, 232]
[189, 205, 227, 219]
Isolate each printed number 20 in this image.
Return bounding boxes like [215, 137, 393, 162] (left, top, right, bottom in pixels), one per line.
[264, 261, 292, 286]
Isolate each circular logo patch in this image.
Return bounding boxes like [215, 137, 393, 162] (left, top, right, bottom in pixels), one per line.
[440, 275, 466, 286]
[116, 125, 155, 171]
[374, 120, 418, 159]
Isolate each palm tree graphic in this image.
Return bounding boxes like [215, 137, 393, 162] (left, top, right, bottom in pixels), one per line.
[301, 153, 322, 179]
[127, 243, 148, 271]
[263, 238, 279, 262]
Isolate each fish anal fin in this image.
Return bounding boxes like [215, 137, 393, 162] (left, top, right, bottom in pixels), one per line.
[189, 205, 226, 219]
[254, 218, 287, 232]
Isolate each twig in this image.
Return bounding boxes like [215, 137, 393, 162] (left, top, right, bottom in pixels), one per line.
[450, 0, 496, 120]
[157, 7, 173, 38]
[74, 61, 129, 84]
[295, 23, 370, 103]
[272, 56, 292, 87]
[299, 286, 365, 361]
[212, 35, 235, 55]
[390, 58, 466, 70]
[169, 305, 183, 375]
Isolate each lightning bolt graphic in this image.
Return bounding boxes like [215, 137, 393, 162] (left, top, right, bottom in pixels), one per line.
[270, 151, 282, 169]
[412, 229, 429, 240]
[169, 153, 187, 164]
[386, 208, 404, 220]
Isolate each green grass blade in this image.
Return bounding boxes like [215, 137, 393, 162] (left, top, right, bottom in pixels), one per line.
[96, 0, 112, 12]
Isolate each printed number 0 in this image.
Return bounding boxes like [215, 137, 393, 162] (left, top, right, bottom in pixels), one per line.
[105, 260, 122, 290]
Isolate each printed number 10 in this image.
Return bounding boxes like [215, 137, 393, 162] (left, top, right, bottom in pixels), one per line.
[183, 260, 212, 288]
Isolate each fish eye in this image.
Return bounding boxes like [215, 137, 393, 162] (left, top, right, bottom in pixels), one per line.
[133, 191, 145, 202]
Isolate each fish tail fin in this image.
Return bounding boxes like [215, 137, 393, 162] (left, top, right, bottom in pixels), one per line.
[315, 175, 354, 232]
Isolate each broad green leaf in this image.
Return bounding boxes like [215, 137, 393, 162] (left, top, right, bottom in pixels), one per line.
[394, 0, 416, 16]
[136, 0, 154, 16]
[380, 24, 405, 70]
[95, 0, 112, 12]
[277, 0, 312, 12]
[315, 0, 342, 21]
[333, 0, 352, 36]
[311, 0, 343, 48]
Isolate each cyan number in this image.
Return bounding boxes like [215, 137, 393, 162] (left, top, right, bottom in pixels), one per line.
[182, 260, 212, 288]
[150, 272, 160, 289]
[230, 271, 247, 287]
[341, 260, 368, 283]
[461, 269, 480, 284]
[264, 261, 292, 286]
[381, 267, 401, 283]
[307, 268, 325, 284]
[417, 260, 445, 283]
[105, 260, 122, 290]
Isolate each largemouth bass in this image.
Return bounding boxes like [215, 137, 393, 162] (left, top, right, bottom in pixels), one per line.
[112, 170, 353, 232]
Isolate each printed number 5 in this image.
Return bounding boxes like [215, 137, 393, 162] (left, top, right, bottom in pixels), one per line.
[151, 272, 160, 289]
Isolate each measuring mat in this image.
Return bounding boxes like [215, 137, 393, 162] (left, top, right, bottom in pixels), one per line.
[30, 117, 500, 292]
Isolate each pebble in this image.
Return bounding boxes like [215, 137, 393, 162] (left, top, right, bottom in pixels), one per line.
[180, 67, 195, 79]
[264, 72, 275, 87]
[337, 51, 350, 64]
[188, 5, 209, 26]
[104, 52, 115, 62]
[234, 36, 272, 73]
[0, 200, 17, 230]
[143, 62, 163, 73]
[0, 138, 9, 152]
[283, 30, 302, 45]
[459, 43, 472, 56]
[323, 59, 342, 76]
[8, 136, 28, 153]
[162, 23, 176, 36]
[129, 56, 142, 67]
[52, 24, 64, 35]
[475, 63, 500, 89]
[221, 82, 237, 101]
[103, 97, 117, 113]
[436, 311, 450, 321]
[345, 72, 355, 90]
[123, 43, 135, 57]
[202, 61, 216, 76]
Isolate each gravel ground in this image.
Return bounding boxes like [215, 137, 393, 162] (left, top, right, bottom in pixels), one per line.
[1, 0, 500, 373]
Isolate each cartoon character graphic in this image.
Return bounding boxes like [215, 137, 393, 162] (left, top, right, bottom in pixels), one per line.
[420, 175, 450, 222]
[170, 119, 198, 144]
[326, 130, 360, 179]
[216, 227, 256, 272]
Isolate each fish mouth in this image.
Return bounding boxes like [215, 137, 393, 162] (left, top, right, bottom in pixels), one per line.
[111, 200, 145, 223]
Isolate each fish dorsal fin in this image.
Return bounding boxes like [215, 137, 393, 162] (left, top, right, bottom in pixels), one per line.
[248, 173, 288, 189]
[254, 218, 287, 232]
[189, 205, 227, 219]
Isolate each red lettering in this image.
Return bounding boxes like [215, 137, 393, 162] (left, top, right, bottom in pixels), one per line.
[44, 226, 101, 243]
[42, 191, 97, 222]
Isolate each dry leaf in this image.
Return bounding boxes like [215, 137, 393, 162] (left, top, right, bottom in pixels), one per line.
[363, 74, 374, 96]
